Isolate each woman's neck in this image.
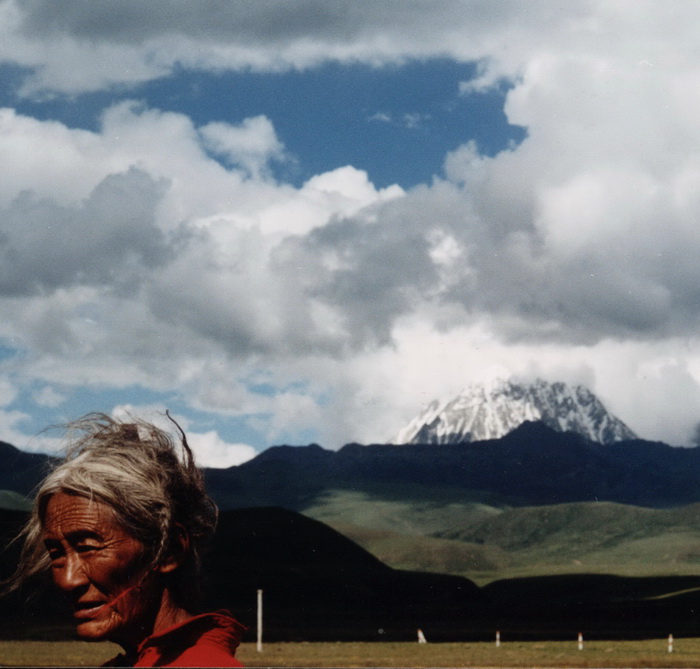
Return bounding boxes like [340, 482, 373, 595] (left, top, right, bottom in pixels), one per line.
[152, 589, 193, 636]
[114, 587, 192, 654]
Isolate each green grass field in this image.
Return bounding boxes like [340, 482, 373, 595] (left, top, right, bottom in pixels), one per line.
[2, 638, 700, 667]
[302, 492, 700, 584]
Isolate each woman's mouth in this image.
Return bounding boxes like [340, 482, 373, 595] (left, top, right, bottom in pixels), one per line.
[73, 601, 107, 619]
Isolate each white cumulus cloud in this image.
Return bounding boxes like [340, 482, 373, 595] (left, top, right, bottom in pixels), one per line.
[2, 1, 700, 450]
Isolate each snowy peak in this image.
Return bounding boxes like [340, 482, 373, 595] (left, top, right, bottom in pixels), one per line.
[394, 378, 637, 445]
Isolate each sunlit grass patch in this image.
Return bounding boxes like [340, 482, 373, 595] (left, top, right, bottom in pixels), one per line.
[3, 638, 700, 668]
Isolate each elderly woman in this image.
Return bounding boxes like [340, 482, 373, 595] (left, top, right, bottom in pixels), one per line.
[5, 413, 244, 667]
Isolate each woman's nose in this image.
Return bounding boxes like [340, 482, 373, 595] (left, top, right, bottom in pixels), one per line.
[54, 552, 88, 591]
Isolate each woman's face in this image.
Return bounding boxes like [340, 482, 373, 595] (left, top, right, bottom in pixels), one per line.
[42, 491, 160, 645]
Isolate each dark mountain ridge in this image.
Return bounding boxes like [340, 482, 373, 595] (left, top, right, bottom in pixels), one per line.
[208, 421, 700, 510]
[0, 441, 56, 497]
[3, 422, 699, 510]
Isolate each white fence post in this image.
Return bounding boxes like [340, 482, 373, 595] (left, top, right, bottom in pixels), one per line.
[668, 634, 673, 653]
[495, 630, 501, 647]
[257, 589, 263, 653]
[578, 632, 583, 651]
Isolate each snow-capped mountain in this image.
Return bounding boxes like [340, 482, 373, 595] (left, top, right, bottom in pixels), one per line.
[393, 378, 638, 445]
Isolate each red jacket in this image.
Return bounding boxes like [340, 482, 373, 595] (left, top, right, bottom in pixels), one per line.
[103, 611, 246, 667]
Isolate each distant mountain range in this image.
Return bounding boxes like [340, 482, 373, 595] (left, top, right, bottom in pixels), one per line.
[1, 420, 698, 512]
[393, 378, 638, 445]
[203, 421, 698, 510]
[0, 422, 700, 511]
[202, 422, 700, 586]
[5, 420, 700, 584]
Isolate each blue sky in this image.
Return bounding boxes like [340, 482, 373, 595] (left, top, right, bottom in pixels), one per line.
[1, 1, 700, 464]
[6, 60, 525, 189]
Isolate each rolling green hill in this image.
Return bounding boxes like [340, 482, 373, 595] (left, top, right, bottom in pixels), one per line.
[0, 490, 31, 512]
[300, 494, 700, 584]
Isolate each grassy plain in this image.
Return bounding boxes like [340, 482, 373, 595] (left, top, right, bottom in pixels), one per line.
[2, 638, 700, 668]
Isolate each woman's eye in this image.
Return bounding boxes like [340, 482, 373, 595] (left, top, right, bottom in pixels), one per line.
[76, 544, 100, 554]
[44, 543, 63, 561]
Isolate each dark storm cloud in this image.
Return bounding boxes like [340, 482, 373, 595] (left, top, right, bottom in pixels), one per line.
[0, 168, 169, 295]
[17, 0, 473, 45]
[1, 1, 597, 100]
[271, 167, 700, 351]
[275, 216, 436, 349]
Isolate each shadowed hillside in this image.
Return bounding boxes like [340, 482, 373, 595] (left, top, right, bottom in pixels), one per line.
[4, 505, 700, 641]
[482, 574, 700, 640]
[0, 442, 54, 497]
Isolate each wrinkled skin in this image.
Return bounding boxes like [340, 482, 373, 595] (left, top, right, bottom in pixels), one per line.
[42, 492, 190, 650]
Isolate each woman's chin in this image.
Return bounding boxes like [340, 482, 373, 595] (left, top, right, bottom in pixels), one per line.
[74, 612, 115, 642]
[76, 623, 107, 641]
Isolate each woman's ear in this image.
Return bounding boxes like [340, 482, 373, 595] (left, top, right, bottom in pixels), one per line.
[157, 523, 190, 574]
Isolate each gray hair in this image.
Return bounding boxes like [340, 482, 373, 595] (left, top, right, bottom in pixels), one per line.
[5, 412, 218, 608]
